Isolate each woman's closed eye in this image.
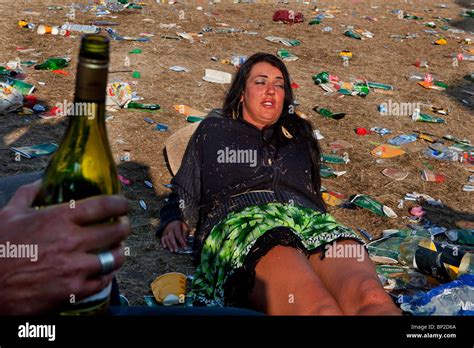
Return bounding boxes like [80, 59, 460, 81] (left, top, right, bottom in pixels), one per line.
[255, 80, 285, 89]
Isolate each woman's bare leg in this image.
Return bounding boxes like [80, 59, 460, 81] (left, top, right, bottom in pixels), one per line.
[248, 245, 343, 315]
[309, 240, 401, 315]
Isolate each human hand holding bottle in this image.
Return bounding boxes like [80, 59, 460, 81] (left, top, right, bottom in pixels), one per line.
[0, 180, 131, 315]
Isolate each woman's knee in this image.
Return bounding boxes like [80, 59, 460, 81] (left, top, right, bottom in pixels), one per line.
[251, 245, 343, 315]
[354, 278, 400, 315]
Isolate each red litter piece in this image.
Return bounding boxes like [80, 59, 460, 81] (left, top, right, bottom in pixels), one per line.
[118, 175, 131, 185]
[52, 70, 69, 76]
[23, 95, 38, 108]
[291, 81, 300, 89]
[355, 127, 370, 135]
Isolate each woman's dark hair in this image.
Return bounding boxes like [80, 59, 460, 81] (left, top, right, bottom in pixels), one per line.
[222, 52, 322, 195]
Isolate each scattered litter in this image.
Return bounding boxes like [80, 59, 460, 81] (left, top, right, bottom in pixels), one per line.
[382, 168, 409, 181]
[202, 69, 232, 84]
[10, 143, 58, 159]
[400, 275, 474, 315]
[169, 66, 189, 72]
[371, 144, 405, 158]
[277, 48, 298, 61]
[421, 169, 446, 183]
[265, 36, 301, 47]
[139, 199, 148, 210]
[350, 194, 397, 218]
[151, 272, 186, 306]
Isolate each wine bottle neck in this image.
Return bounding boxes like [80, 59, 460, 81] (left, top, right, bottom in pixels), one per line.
[75, 57, 108, 102]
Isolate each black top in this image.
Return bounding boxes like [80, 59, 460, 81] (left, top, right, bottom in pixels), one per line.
[157, 109, 326, 257]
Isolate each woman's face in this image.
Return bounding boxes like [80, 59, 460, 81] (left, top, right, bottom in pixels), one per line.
[241, 62, 285, 129]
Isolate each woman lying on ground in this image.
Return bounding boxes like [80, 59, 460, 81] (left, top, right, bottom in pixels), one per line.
[157, 53, 401, 315]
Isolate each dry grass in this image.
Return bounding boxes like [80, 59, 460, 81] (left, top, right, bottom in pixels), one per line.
[0, 0, 473, 305]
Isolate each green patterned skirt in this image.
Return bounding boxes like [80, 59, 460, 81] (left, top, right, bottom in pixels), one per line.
[190, 202, 363, 307]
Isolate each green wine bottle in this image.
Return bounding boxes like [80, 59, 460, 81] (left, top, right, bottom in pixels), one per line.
[33, 34, 120, 315]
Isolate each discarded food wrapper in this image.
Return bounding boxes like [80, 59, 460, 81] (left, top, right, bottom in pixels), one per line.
[417, 81, 448, 90]
[387, 134, 417, 146]
[151, 272, 186, 306]
[202, 69, 232, 84]
[350, 194, 398, 218]
[277, 48, 298, 61]
[382, 168, 409, 181]
[106, 82, 132, 108]
[265, 36, 301, 47]
[412, 112, 446, 123]
[421, 169, 446, 183]
[11, 143, 58, 159]
[5, 78, 35, 95]
[322, 191, 345, 206]
[371, 144, 405, 158]
[0, 82, 23, 114]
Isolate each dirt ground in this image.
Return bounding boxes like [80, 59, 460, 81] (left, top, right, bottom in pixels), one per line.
[0, 0, 473, 306]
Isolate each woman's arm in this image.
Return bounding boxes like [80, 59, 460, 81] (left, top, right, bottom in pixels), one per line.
[157, 128, 203, 251]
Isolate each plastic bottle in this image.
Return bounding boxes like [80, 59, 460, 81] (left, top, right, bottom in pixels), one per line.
[60, 23, 100, 34]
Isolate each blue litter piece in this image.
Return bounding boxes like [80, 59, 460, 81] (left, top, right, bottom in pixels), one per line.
[387, 134, 417, 146]
[155, 123, 169, 132]
[144, 117, 154, 124]
[32, 104, 46, 112]
[371, 127, 392, 136]
[400, 274, 474, 316]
